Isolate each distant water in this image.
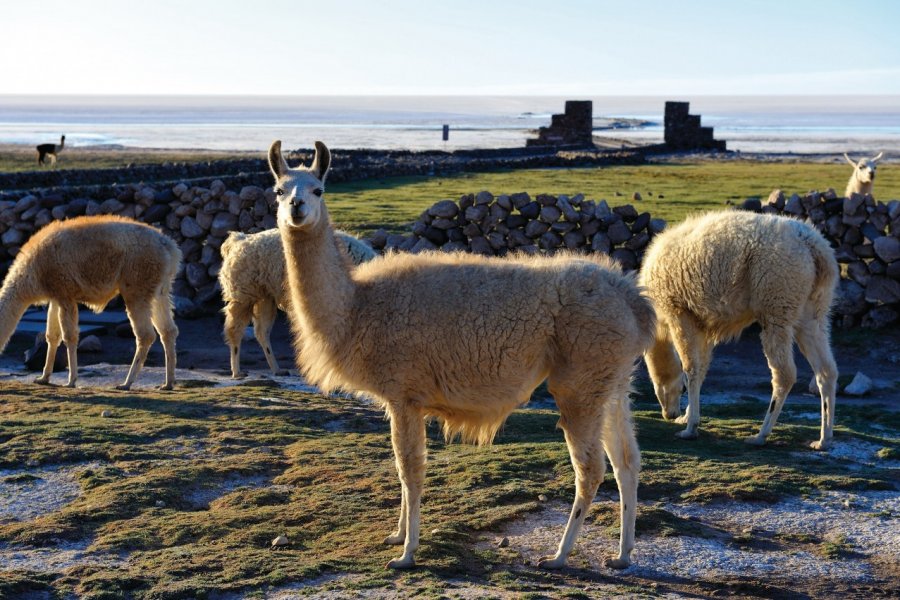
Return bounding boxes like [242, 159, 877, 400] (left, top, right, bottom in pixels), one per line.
[0, 95, 897, 155]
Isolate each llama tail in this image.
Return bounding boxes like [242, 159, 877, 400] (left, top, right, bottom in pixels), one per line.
[220, 231, 246, 260]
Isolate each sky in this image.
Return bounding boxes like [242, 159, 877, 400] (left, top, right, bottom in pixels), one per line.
[2, 0, 899, 96]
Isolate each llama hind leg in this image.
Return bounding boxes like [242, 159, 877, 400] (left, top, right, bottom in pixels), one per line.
[223, 301, 253, 379]
[253, 299, 287, 376]
[58, 303, 80, 388]
[385, 404, 426, 569]
[383, 482, 408, 545]
[35, 303, 62, 385]
[601, 392, 641, 569]
[538, 395, 606, 570]
[150, 295, 179, 390]
[746, 324, 797, 446]
[118, 300, 156, 391]
[796, 320, 838, 450]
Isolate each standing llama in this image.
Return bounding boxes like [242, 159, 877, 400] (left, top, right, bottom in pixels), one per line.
[37, 135, 65, 167]
[219, 227, 376, 378]
[270, 140, 655, 570]
[843, 152, 883, 197]
[0, 216, 181, 390]
[640, 211, 838, 450]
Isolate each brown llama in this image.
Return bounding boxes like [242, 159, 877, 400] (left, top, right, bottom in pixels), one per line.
[0, 216, 181, 390]
[270, 140, 656, 570]
[37, 135, 65, 167]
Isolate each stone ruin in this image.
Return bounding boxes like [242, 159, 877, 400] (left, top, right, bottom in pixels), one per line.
[526, 101, 594, 147]
[664, 101, 726, 152]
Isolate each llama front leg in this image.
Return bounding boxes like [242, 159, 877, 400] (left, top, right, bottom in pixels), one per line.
[151, 295, 179, 390]
[385, 404, 426, 569]
[746, 325, 796, 446]
[796, 321, 838, 450]
[538, 402, 606, 570]
[253, 299, 288, 376]
[670, 317, 712, 439]
[118, 300, 156, 391]
[58, 302, 80, 388]
[35, 302, 62, 385]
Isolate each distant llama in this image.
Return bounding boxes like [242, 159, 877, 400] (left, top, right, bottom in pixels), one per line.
[641, 211, 838, 450]
[271, 140, 656, 570]
[0, 216, 181, 390]
[218, 227, 376, 378]
[37, 135, 65, 167]
[843, 152, 883, 197]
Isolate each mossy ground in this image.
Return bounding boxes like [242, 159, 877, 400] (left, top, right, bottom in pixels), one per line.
[0, 374, 896, 599]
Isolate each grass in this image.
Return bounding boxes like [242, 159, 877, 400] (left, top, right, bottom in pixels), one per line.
[325, 161, 900, 232]
[0, 380, 896, 598]
[0, 147, 259, 172]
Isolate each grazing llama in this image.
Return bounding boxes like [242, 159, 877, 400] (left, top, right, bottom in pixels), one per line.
[37, 135, 65, 167]
[844, 152, 883, 197]
[0, 216, 181, 390]
[271, 140, 655, 570]
[218, 227, 376, 378]
[641, 211, 839, 450]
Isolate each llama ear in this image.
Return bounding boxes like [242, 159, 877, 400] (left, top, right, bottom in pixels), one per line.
[843, 153, 857, 167]
[872, 152, 884, 163]
[268, 140, 288, 179]
[311, 141, 331, 183]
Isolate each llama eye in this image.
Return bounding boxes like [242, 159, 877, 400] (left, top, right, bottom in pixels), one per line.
[313, 188, 323, 197]
[276, 188, 284, 196]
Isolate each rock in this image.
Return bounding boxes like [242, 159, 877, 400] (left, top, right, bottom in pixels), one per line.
[510, 192, 531, 209]
[613, 204, 639, 221]
[155, 499, 166, 508]
[172, 295, 200, 319]
[1, 228, 24, 246]
[610, 248, 638, 270]
[538, 494, 548, 502]
[13, 195, 38, 214]
[865, 276, 900, 304]
[186, 262, 211, 288]
[464, 205, 488, 223]
[470, 236, 493, 255]
[539, 205, 562, 224]
[99, 199, 125, 214]
[240, 186, 265, 203]
[497, 537, 510, 548]
[116, 322, 134, 338]
[833, 280, 867, 316]
[210, 212, 238, 237]
[272, 535, 289, 547]
[557, 196, 580, 222]
[649, 218, 667, 234]
[607, 221, 632, 245]
[101, 410, 112, 418]
[475, 191, 494, 205]
[768, 189, 785, 209]
[784, 194, 804, 215]
[410, 238, 437, 254]
[23, 335, 67, 372]
[519, 201, 540, 220]
[843, 372, 872, 396]
[524, 220, 550, 238]
[195, 211, 214, 231]
[538, 231, 562, 250]
[862, 306, 899, 329]
[873, 236, 900, 263]
[741, 198, 762, 212]
[428, 200, 459, 219]
[180, 216, 204, 239]
[632, 192, 642, 202]
[78, 335, 102, 353]
[591, 232, 611, 253]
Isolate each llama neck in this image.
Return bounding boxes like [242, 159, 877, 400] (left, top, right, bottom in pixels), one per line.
[0, 275, 34, 354]
[281, 217, 356, 348]
[58, 137, 65, 151]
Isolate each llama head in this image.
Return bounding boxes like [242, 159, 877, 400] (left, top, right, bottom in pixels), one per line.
[844, 152, 883, 186]
[653, 375, 683, 421]
[269, 140, 332, 230]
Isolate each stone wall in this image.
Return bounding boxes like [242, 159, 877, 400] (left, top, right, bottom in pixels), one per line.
[664, 102, 726, 152]
[526, 101, 594, 147]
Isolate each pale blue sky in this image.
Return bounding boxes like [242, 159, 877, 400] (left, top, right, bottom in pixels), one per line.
[3, 0, 898, 95]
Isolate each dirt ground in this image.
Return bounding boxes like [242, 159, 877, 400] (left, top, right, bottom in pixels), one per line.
[0, 311, 898, 599]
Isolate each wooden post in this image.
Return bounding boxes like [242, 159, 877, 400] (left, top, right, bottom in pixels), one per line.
[442, 124, 449, 141]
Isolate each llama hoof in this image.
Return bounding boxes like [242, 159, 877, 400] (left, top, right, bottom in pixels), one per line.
[386, 556, 415, 569]
[605, 556, 631, 570]
[64, 382, 76, 388]
[231, 372, 248, 380]
[274, 370, 290, 377]
[158, 384, 174, 391]
[743, 435, 766, 446]
[537, 555, 566, 570]
[675, 429, 698, 440]
[115, 384, 132, 391]
[809, 440, 831, 451]
[673, 414, 689, 425]
[383, 534, 405, 546]
[33, 377, 51, 386]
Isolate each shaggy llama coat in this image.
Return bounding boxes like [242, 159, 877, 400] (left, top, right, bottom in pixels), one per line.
[640, 211, 839, 449]
[218, 227, 376, 377]
[0, 215, 181, 390]
[270, 140, 655, 571]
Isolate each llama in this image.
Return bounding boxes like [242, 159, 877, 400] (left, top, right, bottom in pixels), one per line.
[218, 227, 376, 378]
[37, 135, 65, 167]
[0, 216, 181, 390]
[844, 152, 883, 197]
[640, 211, 839, 450]
[270, 140, 655, 570]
